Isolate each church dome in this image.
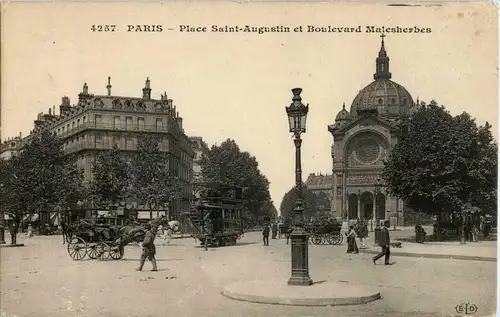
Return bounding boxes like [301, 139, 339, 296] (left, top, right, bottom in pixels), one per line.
[335, 103, 352, 122]
[350, 35, 414, 117]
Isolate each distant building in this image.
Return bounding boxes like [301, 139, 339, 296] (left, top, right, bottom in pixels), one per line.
[305, 173, 333, 214]
[0, 134, 23, 160]
[1, 77, 195, 220]
[189, 136, 210, 181]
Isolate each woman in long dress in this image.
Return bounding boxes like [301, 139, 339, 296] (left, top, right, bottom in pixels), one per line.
[346, 226, 359, 254]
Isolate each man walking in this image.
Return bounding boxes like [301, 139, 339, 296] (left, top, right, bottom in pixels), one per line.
[136, 223, 158, 272]
[60, 218, 67, 244]
[262, 224, 270, 246]
[373, 220, 391, 265]
[9, 220, 18, 245]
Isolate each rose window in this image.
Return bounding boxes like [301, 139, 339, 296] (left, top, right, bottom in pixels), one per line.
[353, 138, 381, 164]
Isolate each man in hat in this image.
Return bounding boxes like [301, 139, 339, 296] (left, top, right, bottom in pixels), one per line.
[373, 220, 391, 265]
[136, 223, 158, 272]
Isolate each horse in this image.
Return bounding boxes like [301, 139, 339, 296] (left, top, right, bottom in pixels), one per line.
[115, 216, 170, 249]
[157, 220, 181, 245]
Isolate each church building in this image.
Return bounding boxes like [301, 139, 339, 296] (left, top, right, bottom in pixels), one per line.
[306, 35, 422, 226]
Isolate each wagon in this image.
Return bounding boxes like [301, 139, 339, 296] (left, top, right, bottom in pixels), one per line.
[306, 218, 343, 245]
[66, 218, 124, 261]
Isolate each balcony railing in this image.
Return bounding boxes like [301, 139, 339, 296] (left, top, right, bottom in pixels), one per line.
[57, 122, 170, 139]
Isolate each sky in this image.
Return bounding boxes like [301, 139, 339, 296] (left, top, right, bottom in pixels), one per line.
[1, 2, 498, 210]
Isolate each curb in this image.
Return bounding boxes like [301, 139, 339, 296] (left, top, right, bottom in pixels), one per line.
[171, 235, 192, 240]
[0, 244, 25, 248]
[221, 290, 381, 307]
[220, 281, 381, 307]
[359, 249, 497, 262]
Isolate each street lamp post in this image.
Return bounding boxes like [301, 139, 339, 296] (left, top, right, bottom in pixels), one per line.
[374, 178, 382, 227]
[285, 88, 313, 286]
[0, 183, 6, 244]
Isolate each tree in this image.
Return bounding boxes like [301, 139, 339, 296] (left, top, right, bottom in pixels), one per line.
[199, 139, 272, 221]
[383, 101, 497, 232]
[129, 135, 182, 219]
[279, 185, 326, 220]
[4, 129, 86, 226]
[90, 144, 131, 209]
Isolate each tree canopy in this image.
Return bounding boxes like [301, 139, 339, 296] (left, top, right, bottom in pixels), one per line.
[382, 100, 497, 216]
[90, 144, 131, 208]
[199, 139, 272, 221]
[1, 129, 85, 222]
[279, 185, 330, 220]
[129, 135, 182, 219]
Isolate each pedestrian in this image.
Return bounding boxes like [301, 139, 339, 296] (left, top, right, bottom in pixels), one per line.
[472, 224, 479, 242]
[345, 226, 359, 253]
[9, 220, 18, 245]
[271, 222, 278, 239]
[262, 224, 270, 246]
[27, 223, 33, 238]
[60, 218, 67, 244]
[373, 220, 391, 265]
[136, 223, 158, 272]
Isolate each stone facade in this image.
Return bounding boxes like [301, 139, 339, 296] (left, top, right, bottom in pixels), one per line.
[1, 78, 195, 220]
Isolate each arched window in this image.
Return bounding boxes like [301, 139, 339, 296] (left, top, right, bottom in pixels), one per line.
[378, 98, 382, 105]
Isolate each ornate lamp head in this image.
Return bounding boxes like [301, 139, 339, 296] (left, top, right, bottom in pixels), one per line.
[285, 88, 309, 134]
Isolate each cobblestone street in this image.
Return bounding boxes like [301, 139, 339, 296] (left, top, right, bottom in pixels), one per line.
[1, 231, 496, 317]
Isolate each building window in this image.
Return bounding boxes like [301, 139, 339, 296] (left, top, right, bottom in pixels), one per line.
[77, 119, 81, 126]
[126, 136, 134, 149]
[113, 136, 120, 148]
[137, 117, 145, 131]
[72, 122, 75, 130]
[95, 114, 102, 128]
[62, 127, 65, 133]
[156, 118, 163, 132]
[126, 116, 133, 130]
[113, 116, 121, 129]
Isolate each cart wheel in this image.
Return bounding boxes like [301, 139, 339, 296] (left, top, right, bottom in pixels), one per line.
[332, 232, 343, 245]
[67, 237, 87, 261]
[311, 235, 323, 245]
[326, 233, 335, 245]
[109, 244, 124, 260]
[87, 243, 100, 259]
[96, 242, 110, 260]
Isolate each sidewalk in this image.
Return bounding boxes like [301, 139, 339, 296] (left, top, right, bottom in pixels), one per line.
[359, 235, 497, 262]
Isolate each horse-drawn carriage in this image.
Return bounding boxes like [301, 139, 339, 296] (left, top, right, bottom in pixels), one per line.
[66, 215, 172, 261]
[66, 218, 125, 261]
[184, 182, 245, 249]
[306, 217, 343, 245]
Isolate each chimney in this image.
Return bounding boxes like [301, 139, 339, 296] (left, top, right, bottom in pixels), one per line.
[34, 112, 44, 130]
[176, 116, 183, 130]
[79, 83, 91, 104]
[142, 77, 151, 100]
[161, 92, 168, 101]
[60, 96, 71, 116]
[106, 77, 112, 96]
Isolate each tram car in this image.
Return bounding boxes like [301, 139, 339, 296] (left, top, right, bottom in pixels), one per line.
[185, 182, 245, 249]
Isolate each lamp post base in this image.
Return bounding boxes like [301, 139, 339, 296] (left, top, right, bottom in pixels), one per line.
[288, 230, 313, 286]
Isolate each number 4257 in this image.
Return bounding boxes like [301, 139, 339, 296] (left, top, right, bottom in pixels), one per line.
[91, 25, 117, 32]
